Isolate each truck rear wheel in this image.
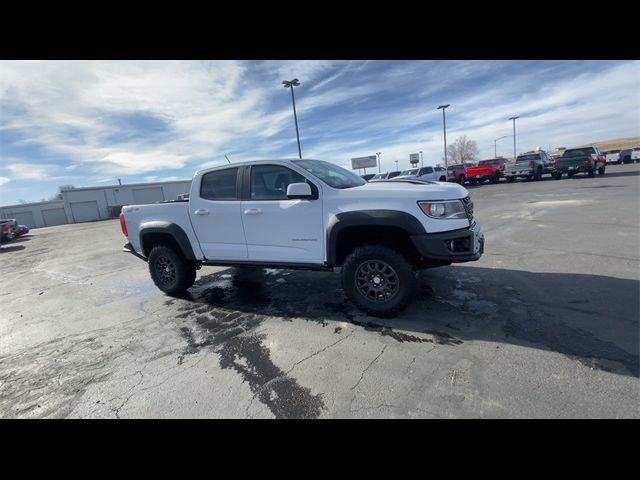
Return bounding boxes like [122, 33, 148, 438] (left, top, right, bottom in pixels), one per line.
[598, 166, 606, 175]
[588, 168, 595, 178]
[341, 245, 417, 317]
[506, 176, 515, 183]
[552, 172, 562, 180]
[148, 245, 197, 295]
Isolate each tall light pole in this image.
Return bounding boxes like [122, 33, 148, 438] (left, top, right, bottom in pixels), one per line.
[394, 160, 399, 171]
[509, 116, 519, 162]
[494, 135, 510, 158]
[420, 150, 423, 167]
[283, 78, 302, 158]
[437, 104, 450, 167]
[376, 152, 381, 173]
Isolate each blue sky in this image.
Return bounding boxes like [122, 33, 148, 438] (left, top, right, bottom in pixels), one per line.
[1, 60, 639, 205]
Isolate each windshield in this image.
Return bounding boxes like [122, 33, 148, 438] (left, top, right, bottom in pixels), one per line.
[447, 165, 463, 171]
[400, 169, 418, 176]
[479, 159, 498, 165]
[293, 159, 366, 189]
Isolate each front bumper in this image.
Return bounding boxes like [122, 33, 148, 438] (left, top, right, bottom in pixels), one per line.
[410, 222, 484, 262]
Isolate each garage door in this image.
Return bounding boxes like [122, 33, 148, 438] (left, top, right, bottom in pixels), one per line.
[133, 187, 164, 204]
[42, 207, 68, 227]
[70, 201, 100, 223]
[5, 211, 36, 229]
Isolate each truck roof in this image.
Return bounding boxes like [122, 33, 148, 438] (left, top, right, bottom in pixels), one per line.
[195, 158, 318, 176]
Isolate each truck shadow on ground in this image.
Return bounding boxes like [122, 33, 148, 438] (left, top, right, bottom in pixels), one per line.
[172, 265, 639, 380]
[0, 245, 26, 253]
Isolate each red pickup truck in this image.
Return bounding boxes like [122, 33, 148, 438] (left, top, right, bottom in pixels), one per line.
[465, 158, 508, 185]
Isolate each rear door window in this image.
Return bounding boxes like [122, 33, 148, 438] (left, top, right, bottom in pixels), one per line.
[200, 167, 239, 200]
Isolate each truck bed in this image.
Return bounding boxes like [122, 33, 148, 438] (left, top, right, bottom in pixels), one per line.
[121, 202, 205, 260]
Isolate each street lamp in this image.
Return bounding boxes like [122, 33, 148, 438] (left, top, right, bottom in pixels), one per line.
[283, 78, 302, 159]
[437, 104, 450, 167]
[494, 135, 510, 158]
[394, 160, 399, 171]
[420, 150, 423, 167]
[376, 152, 381, 173]
[509, 116, 519, 162]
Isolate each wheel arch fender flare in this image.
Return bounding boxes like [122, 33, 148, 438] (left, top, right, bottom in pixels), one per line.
[139, 221, 196, 260]
[326, 210, 426, 266]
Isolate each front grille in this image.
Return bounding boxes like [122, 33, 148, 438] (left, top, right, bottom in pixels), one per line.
[462, 196, 474, 221]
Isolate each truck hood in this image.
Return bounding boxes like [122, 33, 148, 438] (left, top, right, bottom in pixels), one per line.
[354, 180, 469, 200]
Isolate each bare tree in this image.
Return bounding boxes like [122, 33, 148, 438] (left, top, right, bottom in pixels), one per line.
[444, 135, 480, 164]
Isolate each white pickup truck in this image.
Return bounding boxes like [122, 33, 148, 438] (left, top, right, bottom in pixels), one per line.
[120, 159, 484, 316]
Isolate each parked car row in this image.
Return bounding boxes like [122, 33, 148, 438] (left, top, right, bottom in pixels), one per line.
[362, 144, 637, 187]
[0, 218, 29, 246]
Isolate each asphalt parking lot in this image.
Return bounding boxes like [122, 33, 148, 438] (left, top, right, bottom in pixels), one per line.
[1, 163, 638, 418]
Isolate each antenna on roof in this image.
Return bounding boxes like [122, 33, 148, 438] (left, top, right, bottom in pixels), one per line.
[225, 155, 231, 164]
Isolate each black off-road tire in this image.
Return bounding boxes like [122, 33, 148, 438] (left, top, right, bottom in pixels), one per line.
[490, 173, 500, 184]
[148, 245, 197, 295]
[598, 166, 606, 175]
[468, 178, 477, 186]
[458, 175, 466, 185]
[588, 168, 595, 178]
[552, 172, 562, 180]
[341, 245, 417, 317]
[506, 176, 516, 183]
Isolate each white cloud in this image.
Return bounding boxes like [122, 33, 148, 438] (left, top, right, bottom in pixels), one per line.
[4, 163, 61, 181]
[0, 176, 10, 185]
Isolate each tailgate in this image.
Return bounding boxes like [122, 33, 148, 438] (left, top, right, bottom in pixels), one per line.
[466, 167, 492, 176]
[556, 156, 587, 169]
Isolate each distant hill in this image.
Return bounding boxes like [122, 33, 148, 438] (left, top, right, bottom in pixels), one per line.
[579, 136, 640, 152]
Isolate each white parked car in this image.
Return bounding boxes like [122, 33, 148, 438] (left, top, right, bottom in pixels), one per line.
[604, 150, 621, 164]
[396, 166, 448, 182]
[120, 159, 484, 316]
[369, 171, 402, 182]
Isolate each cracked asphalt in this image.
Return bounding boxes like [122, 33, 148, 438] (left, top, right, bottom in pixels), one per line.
[1, 163, 638, 418]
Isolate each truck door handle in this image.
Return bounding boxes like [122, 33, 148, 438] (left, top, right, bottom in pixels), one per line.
[194, 209, 209, 215]
[243, 208, 263, 215]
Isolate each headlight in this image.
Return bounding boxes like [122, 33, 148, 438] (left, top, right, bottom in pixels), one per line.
[418, 200, 467, 219]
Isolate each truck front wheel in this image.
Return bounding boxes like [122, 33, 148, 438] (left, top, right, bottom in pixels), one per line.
[341, 245, 417, 317]
[148, 245, 197, 295]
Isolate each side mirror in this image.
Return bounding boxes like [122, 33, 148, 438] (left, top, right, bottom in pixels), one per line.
[286, 182, 313, 199]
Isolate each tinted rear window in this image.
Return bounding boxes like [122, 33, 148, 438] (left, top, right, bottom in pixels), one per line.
[563, 148, 595, 156]
[479, 159, 498, 165]
[200, 168, 239, 200]
[517, 154, 541, 162]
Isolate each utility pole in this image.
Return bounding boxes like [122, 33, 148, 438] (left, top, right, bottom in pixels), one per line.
[420, 151, 423, 167]
[283, 78, 302, 158]
[437, 104, 450, 167]
[509, 116, 519, 162]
